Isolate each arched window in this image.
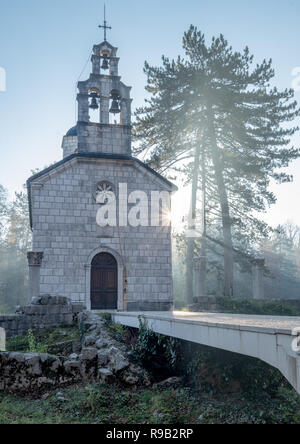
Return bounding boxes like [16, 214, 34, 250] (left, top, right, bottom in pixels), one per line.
[100, 50, 110, 72]
[94, 181, 115, 204]
[109, 89, 121, 125]
[88, 87, 101, 123]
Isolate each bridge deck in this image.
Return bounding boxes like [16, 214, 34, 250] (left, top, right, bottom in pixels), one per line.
[110, 311, 300, 394]
[112, 311, 300, 335]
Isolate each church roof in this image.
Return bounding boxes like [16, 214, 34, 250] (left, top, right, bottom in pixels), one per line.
[93, 41, 117, 54]
[65, 126, 77, 137]
[27, 153, 178, 229]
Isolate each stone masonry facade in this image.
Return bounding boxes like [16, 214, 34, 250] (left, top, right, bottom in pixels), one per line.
[26, 38, 176, 312]
[28, 156, 174, 311]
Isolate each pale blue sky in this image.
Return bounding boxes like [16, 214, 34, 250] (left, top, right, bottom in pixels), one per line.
[0, 0, 300, 226]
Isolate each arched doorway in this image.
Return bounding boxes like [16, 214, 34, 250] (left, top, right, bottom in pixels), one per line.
[91, 253, 118, 310]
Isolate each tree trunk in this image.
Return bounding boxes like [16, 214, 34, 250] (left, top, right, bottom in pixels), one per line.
[207, 105, 234, 298]
[198, 150, 207, 298]
[186, 144, 201, 306]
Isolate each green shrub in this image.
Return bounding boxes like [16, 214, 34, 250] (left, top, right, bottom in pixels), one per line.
[7, 326, 80, 353]
[8, 330, 49, 354]
[216, 297, 297, 316]
[98, 313, 127, 342]
[175, 340, 286, 397]
[27, 329, 48, 354]
[98, 313, 112, 323]
[130, 318, 177, 379]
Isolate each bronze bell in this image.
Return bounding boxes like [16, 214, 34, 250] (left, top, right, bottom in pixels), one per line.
[89, 92, 99, 110]
[109, 99, 121, 114]
[101, 54, 109, 70]
[109, 91, 121, 114]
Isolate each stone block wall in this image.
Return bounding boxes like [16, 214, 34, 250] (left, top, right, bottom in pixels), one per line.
[29, 157, 174, 310]
[62, 135, 78, 158]
[0, 296, 85, 338]
[77, 122, 131, 155]
[0, 327, 5, 351]
[0, 352, 81, 393]
[127, 301, 173, 312]
[188, 297, 218, 313]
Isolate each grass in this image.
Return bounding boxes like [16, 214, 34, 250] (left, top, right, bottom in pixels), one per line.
[2, 316, 300, 424]
[6, 326, 80, 353]
[0, 384, 300, 424]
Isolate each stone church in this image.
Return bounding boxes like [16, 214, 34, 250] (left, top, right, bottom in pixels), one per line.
[26, 35, 176, 312]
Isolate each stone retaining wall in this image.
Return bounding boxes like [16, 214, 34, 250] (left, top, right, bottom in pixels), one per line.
[0, 352, 81, 392]
[0, 327, 5, 351]
[0, 296, 85, 338]
[189, 297, 218, 312]
[0, 311, 151, 393]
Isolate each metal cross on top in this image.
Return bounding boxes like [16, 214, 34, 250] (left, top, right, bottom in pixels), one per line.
[99, 5, 112, 41]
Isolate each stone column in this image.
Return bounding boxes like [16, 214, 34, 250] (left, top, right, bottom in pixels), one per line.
[100, 96, 110, 124]
[194, 258, 201, 302]
[77, 94, 90, 122]
[27, 252, 44, 303]
[91, 55, 100, 74]
[252, 258, 265, 300]
[194, 256, 207, 298]
[119, 100, 127, 125]
[84, 264, 92, 311]
[0, 327, 5, 351]
[109, 57, 119, 76]
[120, 99, 127, 126]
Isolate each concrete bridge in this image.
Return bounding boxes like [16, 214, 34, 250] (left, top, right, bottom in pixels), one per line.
[110, 311, 300, 394]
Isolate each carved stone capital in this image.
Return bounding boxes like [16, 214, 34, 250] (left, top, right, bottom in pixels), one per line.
[27, 251, 44, 267]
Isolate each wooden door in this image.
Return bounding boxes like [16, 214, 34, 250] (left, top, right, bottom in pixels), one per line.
[91, 253, 118, 310]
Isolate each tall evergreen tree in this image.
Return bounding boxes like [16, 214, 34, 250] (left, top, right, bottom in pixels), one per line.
[6, 189, 32, 255]
[134, 26, 300, 299]
[0, 184, 8, 239]
[0, 185, 31, 313]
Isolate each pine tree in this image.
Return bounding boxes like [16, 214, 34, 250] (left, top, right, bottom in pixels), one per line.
[0, 185, 32, 312]
[6, 189, 32, 255]
[134, 26, 300, 299]
[0, 184, 8, 239]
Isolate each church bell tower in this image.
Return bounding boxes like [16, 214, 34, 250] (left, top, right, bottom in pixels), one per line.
[62, 13, 132, 158]
[27, 9, 175, 312]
